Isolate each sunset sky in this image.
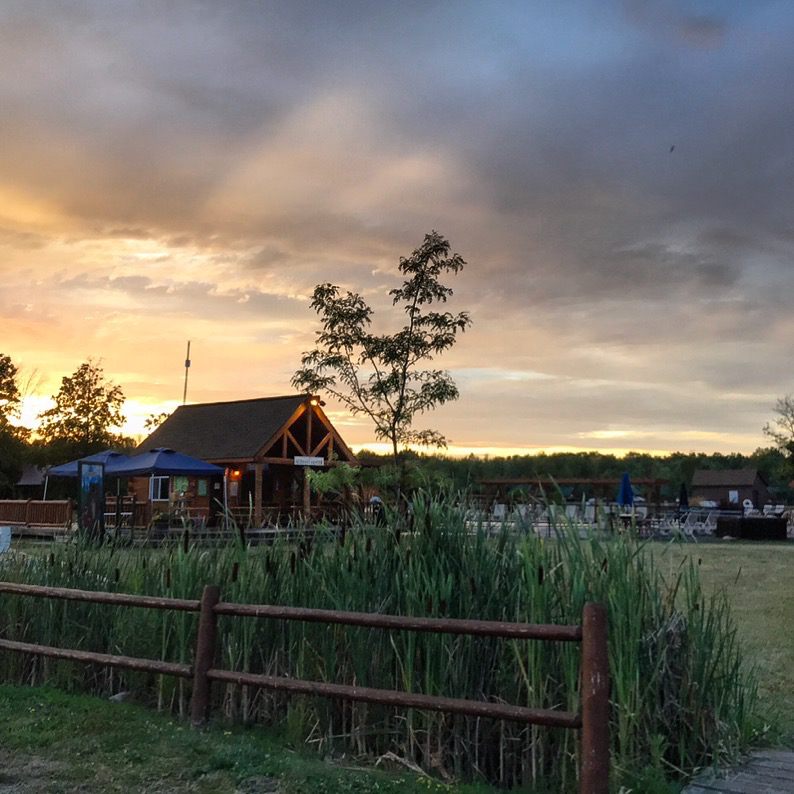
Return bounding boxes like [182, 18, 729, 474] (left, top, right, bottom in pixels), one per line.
[2, 1, 793, 456]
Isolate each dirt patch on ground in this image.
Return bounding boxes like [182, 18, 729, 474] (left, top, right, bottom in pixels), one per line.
[0, 752, 68, 793]
[0, 749, 283, 794]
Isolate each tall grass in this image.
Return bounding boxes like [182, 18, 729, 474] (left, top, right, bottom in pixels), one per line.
[0, 493, 758, 789]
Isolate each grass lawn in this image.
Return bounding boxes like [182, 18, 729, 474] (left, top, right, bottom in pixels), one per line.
[0, 684, 499, 793]
[646, 539, 794, 741]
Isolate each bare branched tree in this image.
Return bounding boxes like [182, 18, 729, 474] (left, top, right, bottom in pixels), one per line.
[763, 395, 794, 456]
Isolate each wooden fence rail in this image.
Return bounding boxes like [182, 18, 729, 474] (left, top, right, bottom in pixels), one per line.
[0, 581, 609, 793]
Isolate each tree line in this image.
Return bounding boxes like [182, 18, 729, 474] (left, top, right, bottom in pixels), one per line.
[355, 447, 794, 502]
[0, 355, 133, 496]
[3, 349, 794, 501]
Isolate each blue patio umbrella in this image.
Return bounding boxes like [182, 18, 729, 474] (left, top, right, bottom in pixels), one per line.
[678, 482, 689, 510]
[617, 472, 634, 508]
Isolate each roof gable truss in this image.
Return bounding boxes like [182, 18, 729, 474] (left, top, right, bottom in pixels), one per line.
[254, 403, 357, 465]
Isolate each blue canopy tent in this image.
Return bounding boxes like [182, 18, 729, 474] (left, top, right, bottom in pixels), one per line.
[110, 448, 227, 522]
[47, 450, 132, 478]
[112, 448, 224, 478]
[617, 472, 634, 509]
[44, 450, 132, 500]
[44, 448, 226, 528]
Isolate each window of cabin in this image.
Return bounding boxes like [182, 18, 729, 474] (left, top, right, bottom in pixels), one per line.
[150, 476, 170, 501]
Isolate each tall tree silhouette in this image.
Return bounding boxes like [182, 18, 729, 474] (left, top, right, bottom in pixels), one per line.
[293, 231, 471, 467]
[39, 360, 129, 460]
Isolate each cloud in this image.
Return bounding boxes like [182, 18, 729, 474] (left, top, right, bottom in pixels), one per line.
[623, 2, 728, 48]
[677, 15, 727, 47]
[1, 2, 793, 452]
[0, 225, 48, 249]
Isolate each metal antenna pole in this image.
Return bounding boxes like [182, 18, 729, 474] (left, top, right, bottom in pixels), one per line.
[182, 341, 191, 404]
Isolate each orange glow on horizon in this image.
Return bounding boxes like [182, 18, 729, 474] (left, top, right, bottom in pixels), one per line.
[12, 392, 761, 460]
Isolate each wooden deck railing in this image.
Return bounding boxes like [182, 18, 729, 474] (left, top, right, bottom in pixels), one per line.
[0, 581, 609, 793]
[0, 500, 72, 528]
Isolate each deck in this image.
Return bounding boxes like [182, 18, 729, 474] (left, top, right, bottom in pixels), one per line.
[684, 750, 794, 793]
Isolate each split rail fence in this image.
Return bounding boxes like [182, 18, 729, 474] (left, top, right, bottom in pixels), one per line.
[0, 581, 609, 794]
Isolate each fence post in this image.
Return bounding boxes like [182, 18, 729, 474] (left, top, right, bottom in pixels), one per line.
[580, 602, 609, 794]
[191, 584, 220, 728]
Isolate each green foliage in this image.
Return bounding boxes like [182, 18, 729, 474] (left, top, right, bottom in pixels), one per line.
[764, 394, 794, 465]
[306, 463, 365, 497]
[307, 461, 454, 515]
[357, 447, 794, 502]
[145, 411, 172, 432]
[0, 352, 22, 428]
[38, 360, 130, 461]
[0, 498, 759, 790]
[0, 352, 26, 496]
[292, 232, 471, 462]
[0, 426, 25, 497]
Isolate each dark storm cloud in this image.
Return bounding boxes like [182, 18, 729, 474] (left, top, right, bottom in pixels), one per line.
[677, 16, 727, 47]
[0, 226, 48, 249]
[246, 245, 291, 271]
[623, 1, 729, 48]
[451, 37, 794, 304]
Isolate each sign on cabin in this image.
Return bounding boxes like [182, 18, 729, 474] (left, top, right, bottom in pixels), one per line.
[294, 456, 324, 467]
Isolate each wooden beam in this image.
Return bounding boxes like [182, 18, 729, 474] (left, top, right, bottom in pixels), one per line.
[286, 429, 305, 456]
[311, 432, 331, 457]
[250, 400, 356, 466]
[311, 405, 357, 463]
[302, 467, 311, 519]
[253, 403, 308, 461]
[254, 463, 263, 527]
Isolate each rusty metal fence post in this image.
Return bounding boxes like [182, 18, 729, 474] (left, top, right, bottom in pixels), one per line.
[191, 584, 220, 727]
[580, 602, 609, 794]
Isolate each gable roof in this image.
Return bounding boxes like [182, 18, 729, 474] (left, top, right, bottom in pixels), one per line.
[17, 464, 46, 487]
[691, 468, 766, 488]
[136, 395, 309, 460]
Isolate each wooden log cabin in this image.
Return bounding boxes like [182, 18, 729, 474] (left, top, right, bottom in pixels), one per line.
[134, 395, 358, 526]
[690, 468, 771, 509]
